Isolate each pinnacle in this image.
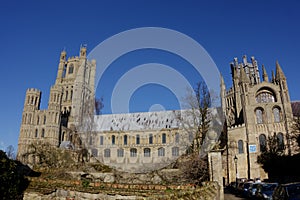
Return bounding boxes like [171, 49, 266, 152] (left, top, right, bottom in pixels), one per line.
[275, 61, 286, 80]
[262, 64, 269, 82]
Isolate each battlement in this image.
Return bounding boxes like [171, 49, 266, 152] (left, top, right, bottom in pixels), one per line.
[26, 88, 41, 93]
[67, 56, 79, 61]
[228, 123, 245, 130]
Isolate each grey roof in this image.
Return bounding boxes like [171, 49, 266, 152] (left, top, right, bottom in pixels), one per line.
[94, 110, 180, 132]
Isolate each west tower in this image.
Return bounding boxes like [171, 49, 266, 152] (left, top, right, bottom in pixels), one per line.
[17, 46, 96, 163]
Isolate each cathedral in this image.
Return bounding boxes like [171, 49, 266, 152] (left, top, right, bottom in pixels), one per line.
[17, 47, 296, 181]
[222, 55, 294, 183]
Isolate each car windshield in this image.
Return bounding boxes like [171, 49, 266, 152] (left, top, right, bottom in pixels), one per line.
[252, 184, 259, 189]
[287, 184, 300, 197]
[244, 183, 251, 189]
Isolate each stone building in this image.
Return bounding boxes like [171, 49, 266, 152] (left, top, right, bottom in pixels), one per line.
[17, 48, 296, 180]
[17, 47, 96, 162]
[222, 55, 294, 183]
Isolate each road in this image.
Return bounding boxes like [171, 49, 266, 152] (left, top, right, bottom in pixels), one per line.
[224, 189, 247, 200]
[224, 193, 247, 200]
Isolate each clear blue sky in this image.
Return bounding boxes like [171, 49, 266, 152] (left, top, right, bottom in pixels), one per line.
[0, 0, 300, 151]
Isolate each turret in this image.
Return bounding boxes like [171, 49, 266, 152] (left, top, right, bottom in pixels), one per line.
[80, 46, 87, 58]
[56, 50, 67, 83]
[24, 88, 41, 111]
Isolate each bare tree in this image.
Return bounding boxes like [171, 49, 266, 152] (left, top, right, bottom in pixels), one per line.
[291, 116, 300, 152]
[178, 81, 212, 154]
[6, 145, 15, 160]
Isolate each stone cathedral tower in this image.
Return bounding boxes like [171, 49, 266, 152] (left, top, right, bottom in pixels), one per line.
[17, 47, 96, 163]
[222, 56, 293, 183]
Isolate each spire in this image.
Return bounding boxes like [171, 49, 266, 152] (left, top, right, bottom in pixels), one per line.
[262, 64, 269, 82]
[239, 67, 249, 83]
[271, 70, 276, 83]
[275, 61, 286, 80]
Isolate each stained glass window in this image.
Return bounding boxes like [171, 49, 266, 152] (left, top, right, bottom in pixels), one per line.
[273, 107, 281, 122]
[172, 147, 179, 156]
[256, 92, 275, 103]
[149, 134, 153, 144]
[256, 109, 263, 124]
[158, 147, 165, 156]
[162, 133, 166, 144]
[259, 134, 267, 152]
[238, 140, 244, 154]
[104, 149, 110, 157]
[117, 149, 124, 157]
[144, 148, 151, 157]
[130, 148, 137, 157]
[123, 135, 127, 145]
[277, 133, 284, 150]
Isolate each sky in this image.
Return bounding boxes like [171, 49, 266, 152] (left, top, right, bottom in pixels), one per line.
[0, 0, 300, 152]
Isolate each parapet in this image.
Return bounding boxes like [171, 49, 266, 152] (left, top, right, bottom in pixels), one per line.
[26, 88, 41, 93]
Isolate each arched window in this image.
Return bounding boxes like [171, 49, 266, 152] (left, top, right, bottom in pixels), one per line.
[144, 148, 151, 157]
[259, 134, 267, 152]
[89, 136, 93, 145]
[43, 116, 46, 124]
[238, 140, 244, 154]
[130, 148, 137, 157]
[65, 91, 68, 101]
[112, 135, 115, 145]
[104, 149, 110, 157]
[24, 114, 27, 124]
[70, 90, 73, 100]
[255, 108, 264, 124]
[35, 129, 38, 138]
[172, 147, 179, 156]
[175, 132, 180, 143]
[28, 114, 32, 124]
[256, 91, 275, 103]
[123, 135, 128, 145]
[273, 107, 281, 123]
[149, 134, 153, 144]
[68, 64, 74, 74]
[162, 133, 166, 144]
[117, 149, 124, 157]
[277, 133, 284, 150]
[37, 116, 39, 125]
[99, 136, 103, 145]
[158, 147, 165, 157]
[136, 134, 140, 145]
[41, 129, 45, 138]
[91, 149, 98, 157]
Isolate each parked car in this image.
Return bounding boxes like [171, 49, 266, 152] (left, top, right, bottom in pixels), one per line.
[255, 183, 278, 200]
[240, 182, 253, 197]
[273, 182, 300, 200]
[227, 181, 237, 192]
[248, 182, 263, 198]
